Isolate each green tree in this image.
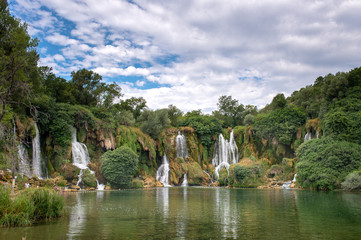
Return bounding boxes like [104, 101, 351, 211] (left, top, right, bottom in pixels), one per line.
[0, 1, 39, 121]
[70, 68, 122, 107]
[100, 146, 138, 188]
[179, 113, 222, 150]
[40, 66, 75, 104]
[296, 137, 361, 190]
[167, 104, 183, 126]
[119, 97, 147, 120]
[138, 109, 170, 139]
[253, 106, 307, 145]
[213, 95, 244, 127]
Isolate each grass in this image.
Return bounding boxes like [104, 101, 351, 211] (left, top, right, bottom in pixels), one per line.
[0, 186, 64, 227]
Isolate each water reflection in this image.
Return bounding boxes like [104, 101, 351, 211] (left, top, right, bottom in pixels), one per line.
[214, 188, 238, 239]
[156, 187, 169, 220]
[175, 187, 189, 239]
[2, 188, 361, 239]
[67, 193, 86, 239]
[96, 190, 105, 202]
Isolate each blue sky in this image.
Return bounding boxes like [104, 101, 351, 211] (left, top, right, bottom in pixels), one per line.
[9, 0, 361, 113]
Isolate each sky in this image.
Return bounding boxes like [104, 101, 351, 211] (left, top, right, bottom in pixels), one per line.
[9, 0, 361, 113]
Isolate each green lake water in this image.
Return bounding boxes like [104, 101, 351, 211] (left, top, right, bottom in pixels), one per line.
[1, 187, 361, 239]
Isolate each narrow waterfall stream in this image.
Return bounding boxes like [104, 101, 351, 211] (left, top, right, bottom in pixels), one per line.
[156, 154, 171, 187]
[32, 122, 43, 178]
[18, 143, 31, 177]
[181, 173, 188, 187]
[176, 131, 189, 158]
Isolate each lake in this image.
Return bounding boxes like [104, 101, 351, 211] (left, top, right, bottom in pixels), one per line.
[1, 187, 361, 239]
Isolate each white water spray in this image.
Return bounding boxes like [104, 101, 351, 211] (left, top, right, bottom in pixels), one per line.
[156, 154, 171, 187]
[304, 132, 312, 141]
[212, 130, 239, 179]
[32, 123, 42, 178]
[176, 131, 189, 159]
[181, 173, 188, 187]
[71, 127, 101, 189]
[18, 143, 31, 177]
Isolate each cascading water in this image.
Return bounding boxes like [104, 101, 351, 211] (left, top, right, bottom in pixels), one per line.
[32, 123, 42, 178]
[96, 180, 105, 190]
[176, 131, 189, 158]
[18, 143, 31, 177]
[203, 170, 214, 183]
[280, 173, 297, 189]
[71, 127, 101, 189]
[181, 173, 188, 187]
[71, 127, 90, 170]
[304, 132, 312, 141]
[156, 154, 171, 187]
[212, 130, 239, 179]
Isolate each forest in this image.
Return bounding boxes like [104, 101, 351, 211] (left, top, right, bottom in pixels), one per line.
[1, 0, 361, 195]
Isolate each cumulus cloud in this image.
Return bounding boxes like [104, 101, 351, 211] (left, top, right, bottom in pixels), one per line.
[9, 0, 361, 112]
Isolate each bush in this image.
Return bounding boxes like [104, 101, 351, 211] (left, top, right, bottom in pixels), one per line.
[296, 137, 361, 190]
[342, 172, 361, 191]
[233, 165, 251, 182]
[0, 186, 64, 227]
[100, 146, 138, 188]
[131, 179, 143, 188]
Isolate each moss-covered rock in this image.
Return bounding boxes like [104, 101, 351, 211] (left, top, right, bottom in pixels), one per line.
[59, 162, 79, 181]
[81, 169, 97, 188]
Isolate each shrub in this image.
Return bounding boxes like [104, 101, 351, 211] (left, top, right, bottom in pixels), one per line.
[233, 165, 251, 182]
[342, 172, 361, 191]
[132, 179, 143, 188]
[100, 146, 138, 188]
[296, 137, 361, 190]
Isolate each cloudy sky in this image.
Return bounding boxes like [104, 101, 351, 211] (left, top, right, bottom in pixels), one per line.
[9, 0, 361, 113]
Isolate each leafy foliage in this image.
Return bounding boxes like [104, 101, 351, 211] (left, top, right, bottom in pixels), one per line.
[296, 137, 361, 190]
[139, 109, 170, 139]
[213, 95, 250, 127]
[179, 112, 222, 150]
[233, 164, 251, 182]
[253, 106, 307, 145]
[0, 1, 39, 121]
[100, 146, 139, 188]
[341, 172, 361, 191]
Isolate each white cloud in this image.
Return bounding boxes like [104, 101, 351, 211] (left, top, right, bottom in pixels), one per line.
[9, 0, 361, 112]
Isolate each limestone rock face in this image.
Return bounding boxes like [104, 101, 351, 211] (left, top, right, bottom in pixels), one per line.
[143, 177, 157, 188]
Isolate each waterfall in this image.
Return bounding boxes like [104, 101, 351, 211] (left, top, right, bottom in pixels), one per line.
[96, 180, 105, 190]
[18, 143, 31, 177]
[176, 131, 189, 158]
[304, 132, 312, 141]
[316, 130, 319, 139]
[280, 173, 297, 189]
[203, 170, 214, 183]
[32, 123, 42, 178]
[71, 127, 90, 170]
[181, 173, 188, 187]
[156, 154, 171, 187]
[212, 130, 239, 179]
[71, 127, 100, 189]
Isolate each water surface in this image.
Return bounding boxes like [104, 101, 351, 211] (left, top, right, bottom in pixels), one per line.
[2, 187, 361, 239]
